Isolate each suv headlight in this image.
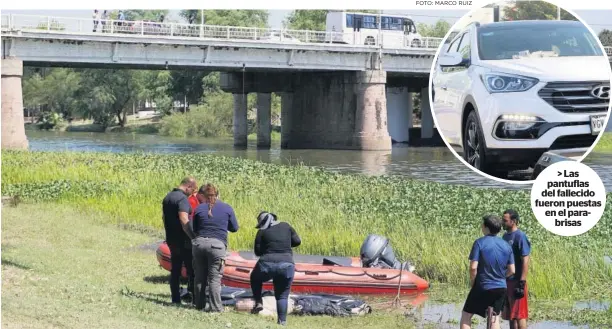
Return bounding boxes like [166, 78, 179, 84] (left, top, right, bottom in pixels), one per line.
[481, 73, 539, 93]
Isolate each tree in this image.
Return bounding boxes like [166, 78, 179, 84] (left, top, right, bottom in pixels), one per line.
[110, 10, 169, 21]
[22, 69, 81, 121]
[179, 10, 269, 27]
[284, 10, 327, 30]
[136, 71, 174, 115]
[79, 69, 142, 128]
[599, 29, 612, 47]
[417, 20, 451, 38]
[169, 70, 208, 108]
[503, 1, 576, 21]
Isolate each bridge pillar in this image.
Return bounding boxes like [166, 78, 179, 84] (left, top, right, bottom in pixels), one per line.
[232, 93, 248, 148]
[284, 71, 391, 150]
[353, 70, 392, 150]
[1, 58, 28, 150]
[420, 87, 434, 139]
[280, 92, 293, 149]
[256, 93, 272, 149]
[386, 87, 413, 143]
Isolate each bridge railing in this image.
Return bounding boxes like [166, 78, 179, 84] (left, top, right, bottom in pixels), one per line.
[1, 14, 443, 50]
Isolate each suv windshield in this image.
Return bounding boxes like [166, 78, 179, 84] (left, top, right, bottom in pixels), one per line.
[477, 24, 603, 60]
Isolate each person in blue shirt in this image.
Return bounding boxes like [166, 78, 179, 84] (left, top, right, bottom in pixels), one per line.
[501, 209, 531, 329]
[191, 183, 239, 312]
[461, 215, 515, 329]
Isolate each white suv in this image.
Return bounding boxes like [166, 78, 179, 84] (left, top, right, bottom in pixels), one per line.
[431, 20, 610, 178]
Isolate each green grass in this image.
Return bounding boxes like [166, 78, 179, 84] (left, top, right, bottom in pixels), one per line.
[1, 203, 431, 329]
[3, 203, 610, 329]
[594, 132, 612, 153]
[2, 151, 611, 302]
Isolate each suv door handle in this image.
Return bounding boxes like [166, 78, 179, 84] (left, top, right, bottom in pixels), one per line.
[440, 85, 448, 90]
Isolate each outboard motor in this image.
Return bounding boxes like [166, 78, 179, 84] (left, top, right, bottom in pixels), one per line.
[360, 234, 415, 272]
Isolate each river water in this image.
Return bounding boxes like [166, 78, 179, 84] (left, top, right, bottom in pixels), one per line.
[25, 130, 612, 191]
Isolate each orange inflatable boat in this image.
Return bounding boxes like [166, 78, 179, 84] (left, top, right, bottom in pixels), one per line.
[156, 241, 430, 295]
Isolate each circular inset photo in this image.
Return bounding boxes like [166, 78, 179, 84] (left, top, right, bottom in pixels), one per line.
[429, 0, 612, 183]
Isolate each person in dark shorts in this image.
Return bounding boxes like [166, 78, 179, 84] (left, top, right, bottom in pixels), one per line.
[191, 183, 239, 312]
[250, 211, 301, 326]
[162, 177, 197, 305]
[502, 209, 531, 329]
[461, 215, 515, 329]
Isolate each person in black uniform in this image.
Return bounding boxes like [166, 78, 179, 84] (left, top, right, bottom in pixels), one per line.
[162, 177, 197, 304]
[250, 211, 301, 326]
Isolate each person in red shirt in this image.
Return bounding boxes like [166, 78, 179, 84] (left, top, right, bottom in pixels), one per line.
[188, 191, 200, 219]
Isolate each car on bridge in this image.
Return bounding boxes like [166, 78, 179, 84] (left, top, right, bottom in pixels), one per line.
[257, 31, 302, 44]
[431, 20, 611, 179]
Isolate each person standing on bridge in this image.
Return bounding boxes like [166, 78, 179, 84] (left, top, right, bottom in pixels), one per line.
[101, 10, 109, 33]
[501, 209, 531, 329]
[162, 177, 198, 305]
[93, 10, 101, 32]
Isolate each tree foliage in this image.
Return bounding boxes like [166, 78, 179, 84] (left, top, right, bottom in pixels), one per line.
[417, 20, 451, 38]
[179, 10, 268, 27]
[599, 29, 612, 47]
[22, 68, 81, 121]
[110, 10, 169, 21]
[503, 1, 576, 21]
[78, 69, 141, 128]
[285, 10, 328, 30]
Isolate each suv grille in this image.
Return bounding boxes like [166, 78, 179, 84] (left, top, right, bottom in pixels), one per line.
[538, 81, 610, 113]
[549, 134, 598, 150]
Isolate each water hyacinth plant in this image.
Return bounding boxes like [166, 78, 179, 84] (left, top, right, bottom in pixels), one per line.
[2, 150, 611, 301]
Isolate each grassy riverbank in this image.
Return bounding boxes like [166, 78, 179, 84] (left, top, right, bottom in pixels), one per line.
[2, 151, 611, 303]
[594, 132, 612, 153]
[1, 203, 427, 329]
[3, 203, 610, 329]
[26, 118, 282, 142]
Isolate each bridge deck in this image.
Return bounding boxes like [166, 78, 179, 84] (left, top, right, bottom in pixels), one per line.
[0, 14, 443, 51]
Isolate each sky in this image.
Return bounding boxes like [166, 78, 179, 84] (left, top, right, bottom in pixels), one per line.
[3, 9, 611, 34]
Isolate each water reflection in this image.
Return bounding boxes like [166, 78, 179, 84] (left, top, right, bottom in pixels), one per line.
[407, 302, 591, 329]
[24, 130, 612, 191]
[574, 300, 610, 311]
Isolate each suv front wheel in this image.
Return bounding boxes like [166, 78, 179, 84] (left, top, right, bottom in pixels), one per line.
[463, 111, 489, 173]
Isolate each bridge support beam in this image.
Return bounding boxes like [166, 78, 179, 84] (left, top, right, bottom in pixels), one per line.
[256, 93, 272, 149]
[232, 93, 248, 148]
[352, 70, 391, 150]
[1, 58, 28, 150]
[280, 92, 293, 149]
[285, 70, 391, 151]
[420, 87, 434, 139]
[386, 87, 413, 143]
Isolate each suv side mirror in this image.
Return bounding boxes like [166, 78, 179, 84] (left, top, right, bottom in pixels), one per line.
[438, 51, 467, 67]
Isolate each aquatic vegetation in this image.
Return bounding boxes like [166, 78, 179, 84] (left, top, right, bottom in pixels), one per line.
[594, 132, 612, 153]
[2, 150, 611, 300]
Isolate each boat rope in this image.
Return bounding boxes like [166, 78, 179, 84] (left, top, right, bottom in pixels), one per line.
[392, 261, 405, 307]
[225, 262, 413, 283]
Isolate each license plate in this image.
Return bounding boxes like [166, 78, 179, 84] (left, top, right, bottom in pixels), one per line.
[590, 115, 606, 135]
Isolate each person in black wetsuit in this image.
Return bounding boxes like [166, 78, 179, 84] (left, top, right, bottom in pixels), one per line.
[250, 211, 301, 326]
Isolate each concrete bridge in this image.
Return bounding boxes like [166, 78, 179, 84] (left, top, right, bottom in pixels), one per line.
[1, 14, 611, 151]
